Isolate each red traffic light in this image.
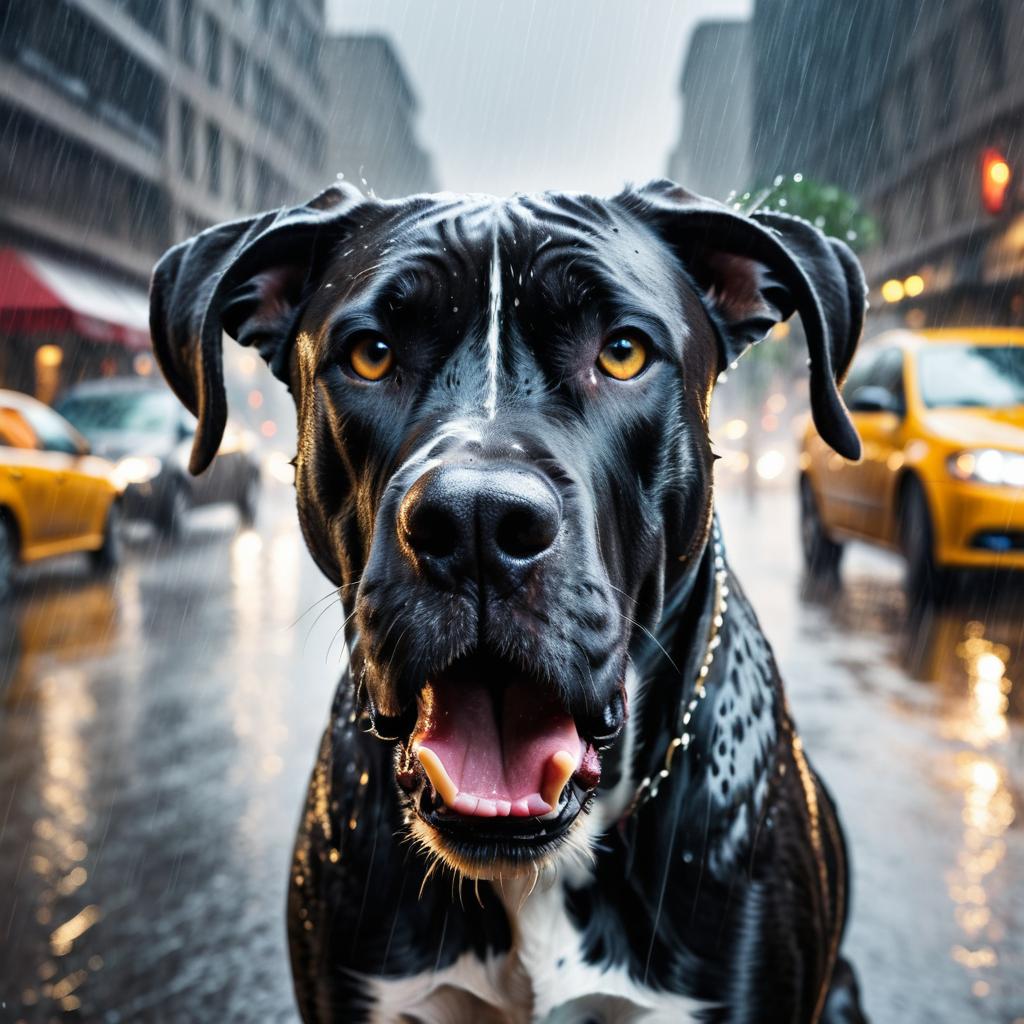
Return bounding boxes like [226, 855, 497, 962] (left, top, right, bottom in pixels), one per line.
[981, 147, 1012, 214]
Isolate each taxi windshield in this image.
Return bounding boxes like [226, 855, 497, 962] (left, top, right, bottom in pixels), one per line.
[58, 390, 178, 435]
[916, 344, 1024, 409]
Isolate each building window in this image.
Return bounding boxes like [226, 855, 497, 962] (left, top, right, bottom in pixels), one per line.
[977, 0, 1005, 95]
[3, 0, 165, 150]
[255, 158, 272, 208]
[203, 13, 221, 89]
[179, 99, 196, 179]
[232, 41, 247, 107]
[206, 122, 222, 195]
[930, 32, 957, 127]
[111, 0, 167, 41]
[180, 0, 195, 67]
[232, 140, 246, 208]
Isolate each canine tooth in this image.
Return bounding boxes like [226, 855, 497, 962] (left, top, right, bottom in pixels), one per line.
[541, 750, 577, 810]
[416, 747, 458, 808]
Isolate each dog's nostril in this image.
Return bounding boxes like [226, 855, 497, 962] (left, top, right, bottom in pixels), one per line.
[406, 505, 459, 559]
[495, 504, 558, 560]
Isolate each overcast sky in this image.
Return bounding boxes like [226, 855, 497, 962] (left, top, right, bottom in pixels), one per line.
[326, 1, 751, 197]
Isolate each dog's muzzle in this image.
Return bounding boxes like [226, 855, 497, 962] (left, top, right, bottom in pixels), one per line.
[360, 458, 628, 868]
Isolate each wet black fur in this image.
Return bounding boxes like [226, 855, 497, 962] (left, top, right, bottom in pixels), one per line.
[150, 180, 868, 1022]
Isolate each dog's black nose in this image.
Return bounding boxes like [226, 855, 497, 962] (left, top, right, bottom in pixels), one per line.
[399, 464, 561, 583]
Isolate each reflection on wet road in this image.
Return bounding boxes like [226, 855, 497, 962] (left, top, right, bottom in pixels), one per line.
[0, 490, 340, 1022]
[0, 484, 1020, 1022]
[718, 489, 1023, 1024]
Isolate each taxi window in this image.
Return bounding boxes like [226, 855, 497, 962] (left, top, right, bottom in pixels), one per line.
[841, 349, 880, 400]
[873, 349, 905, 403]
[17, 403, 80, 454]
[0, 407, 39, 449]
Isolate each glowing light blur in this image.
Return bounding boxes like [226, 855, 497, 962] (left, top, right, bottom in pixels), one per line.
[755, 450, 786, 480]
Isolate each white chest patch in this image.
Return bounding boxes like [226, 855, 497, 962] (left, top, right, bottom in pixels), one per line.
[364, 875, 705, 1023]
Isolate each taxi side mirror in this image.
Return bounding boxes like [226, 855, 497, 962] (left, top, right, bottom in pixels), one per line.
[847, 385, 902, 416]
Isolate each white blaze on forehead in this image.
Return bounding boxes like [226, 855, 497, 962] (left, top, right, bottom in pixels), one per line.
[484, 229, 502, 420]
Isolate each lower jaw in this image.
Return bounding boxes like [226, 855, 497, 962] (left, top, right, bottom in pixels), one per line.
[407, 781, 591, 879]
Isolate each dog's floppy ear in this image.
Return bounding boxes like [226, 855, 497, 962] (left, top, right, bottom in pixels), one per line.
[149, 183, 365, 474]
[617, 179, 866, 460]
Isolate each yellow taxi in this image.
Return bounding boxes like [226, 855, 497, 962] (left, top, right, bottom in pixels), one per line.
[799, 328, 1024, 597]
[0, 389, 122, 600]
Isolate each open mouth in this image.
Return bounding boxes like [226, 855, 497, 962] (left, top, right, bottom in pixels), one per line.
[393, 654, 622, 863]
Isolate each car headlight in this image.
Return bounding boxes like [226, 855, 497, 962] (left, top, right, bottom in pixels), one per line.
[113, 455, 163, 489]
[947, 449, 1024, 487]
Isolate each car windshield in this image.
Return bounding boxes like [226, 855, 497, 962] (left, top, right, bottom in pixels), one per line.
[58, 390, 178, 434]
[916, 344, 1024, 409]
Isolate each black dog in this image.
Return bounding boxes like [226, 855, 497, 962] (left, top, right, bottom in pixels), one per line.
[150, 180, 868, 1023]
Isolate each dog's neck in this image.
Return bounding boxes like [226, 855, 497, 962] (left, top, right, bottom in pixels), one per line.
[591, 512, 722, 825]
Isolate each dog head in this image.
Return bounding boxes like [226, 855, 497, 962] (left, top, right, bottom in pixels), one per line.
[150, 179, 864, 878]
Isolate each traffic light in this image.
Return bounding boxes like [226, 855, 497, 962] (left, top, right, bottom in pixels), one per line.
[981, 147, 1011, 215]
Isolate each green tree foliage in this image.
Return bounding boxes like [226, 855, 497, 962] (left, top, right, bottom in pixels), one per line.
[733, 175, 880, 254]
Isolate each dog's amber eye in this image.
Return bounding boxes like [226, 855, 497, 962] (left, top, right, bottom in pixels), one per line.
[349, 336, 394, 381]
[597, 335, 648, 380]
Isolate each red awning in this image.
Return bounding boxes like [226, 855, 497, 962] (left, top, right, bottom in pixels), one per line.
[0, 248, 151, 350]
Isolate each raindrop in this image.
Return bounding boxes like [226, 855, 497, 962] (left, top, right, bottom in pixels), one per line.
[793, 173, 803, 183]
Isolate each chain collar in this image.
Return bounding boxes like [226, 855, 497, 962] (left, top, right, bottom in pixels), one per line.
[628, 523, 729, 811]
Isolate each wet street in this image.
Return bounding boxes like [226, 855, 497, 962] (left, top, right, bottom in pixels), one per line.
[0, 480, 1022, 1023]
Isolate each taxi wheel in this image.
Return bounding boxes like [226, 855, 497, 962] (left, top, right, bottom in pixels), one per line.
[237, 471, 259, 527]
[0, 515, 16, 602]
[800, 476, 842, 578]
[91, 502, 122, 574]
[900, 478, 947, 604]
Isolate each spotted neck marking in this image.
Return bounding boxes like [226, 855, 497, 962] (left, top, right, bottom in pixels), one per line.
[484, 229, 502, 420]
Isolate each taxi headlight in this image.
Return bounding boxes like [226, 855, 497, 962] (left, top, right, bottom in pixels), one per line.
[948, 449, 1024, 487]
[113, 455, 162, 489]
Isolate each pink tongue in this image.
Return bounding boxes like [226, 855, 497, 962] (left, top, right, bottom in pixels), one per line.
[413, 677, 581, 816]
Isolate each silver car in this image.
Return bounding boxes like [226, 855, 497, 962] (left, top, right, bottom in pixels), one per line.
[58, 379, 260, 539]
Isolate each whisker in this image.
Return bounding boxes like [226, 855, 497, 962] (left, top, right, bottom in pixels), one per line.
[325, 605, 361, 665]
[622, 613, 680, 675]
[288, 577, 363, 631]
[303, 597, 345, 654]
[603, 580, 681, 675]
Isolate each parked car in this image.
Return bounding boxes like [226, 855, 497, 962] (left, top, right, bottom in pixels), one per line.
[57, 378, 260, 539]
[800, 328, 1024, 598]
[0, 389, 121, 600]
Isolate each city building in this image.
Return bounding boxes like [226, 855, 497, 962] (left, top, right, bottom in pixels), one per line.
[0, 0, 329, 396]
[0, 2, 436, 400]
[322, 34, 437, 199]
[750, 0, 1024, 325]
[667, 20, 752, 202]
